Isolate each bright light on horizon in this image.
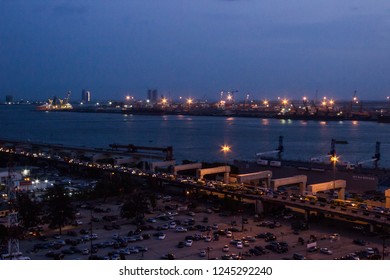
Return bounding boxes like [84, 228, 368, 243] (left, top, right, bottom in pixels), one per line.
[221, 144, 231, 154]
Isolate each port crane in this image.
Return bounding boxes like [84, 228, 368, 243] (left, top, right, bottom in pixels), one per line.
[357, 141, 381, 168]
[256, 136, 284, 161]
[329, 138, 348, 158]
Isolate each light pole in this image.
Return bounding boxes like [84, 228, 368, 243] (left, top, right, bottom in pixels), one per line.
[330, 155, 338, 195]
[221, 145, 231, 166]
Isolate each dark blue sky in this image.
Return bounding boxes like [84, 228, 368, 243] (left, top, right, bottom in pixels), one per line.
[1, 0, 390, 101]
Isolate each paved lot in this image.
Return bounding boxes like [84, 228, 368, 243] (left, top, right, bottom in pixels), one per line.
[19, 195, 386, 260]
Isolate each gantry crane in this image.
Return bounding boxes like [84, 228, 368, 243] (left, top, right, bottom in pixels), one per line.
[357, 141, 381, 168]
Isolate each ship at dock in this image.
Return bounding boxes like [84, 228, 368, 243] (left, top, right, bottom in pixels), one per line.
[36, 91, 73, 111]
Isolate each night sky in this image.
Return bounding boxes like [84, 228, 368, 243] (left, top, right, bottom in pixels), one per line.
[1, 0, 390, 101]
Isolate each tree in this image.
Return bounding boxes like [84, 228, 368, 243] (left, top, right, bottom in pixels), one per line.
[120, 191, 149, 222]
[45, 185, 75, 235]
[0, 224, 8, 244]
[17, 193, 42, 229]
[93, 179, 119, 202]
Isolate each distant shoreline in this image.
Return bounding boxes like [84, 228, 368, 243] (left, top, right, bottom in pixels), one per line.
[40, 106, 390, 123]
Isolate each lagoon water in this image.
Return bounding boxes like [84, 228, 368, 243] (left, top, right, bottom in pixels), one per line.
[1, 105, 390, 167]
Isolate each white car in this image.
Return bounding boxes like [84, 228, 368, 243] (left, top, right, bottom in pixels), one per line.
[222, 245, 229, 252]
[73, 220, 83, 225]
[205, 236, 212, 242]
[199, 250, 207, 257]
[158, 233, 166, 240]
[236, 241, 243, 249]
[185, 240, 193, 247]
[175, 226, 188, 232]
[329, 233, 340, 241]
[225, 231, 232, 238]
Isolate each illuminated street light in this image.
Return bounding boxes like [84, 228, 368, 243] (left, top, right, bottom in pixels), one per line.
[221, 144, 231, 154]
[263, 100, 269, 107]
[161, 98, 167, 105]
[331, 155, 339, 193]
[187, 98, 193, 105]
[227, 94, 233, 101]
[221, 145, 231, 166]
[282, 98, 288, 106]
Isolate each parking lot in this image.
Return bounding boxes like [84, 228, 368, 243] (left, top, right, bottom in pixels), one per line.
[19, 195, 386, 260]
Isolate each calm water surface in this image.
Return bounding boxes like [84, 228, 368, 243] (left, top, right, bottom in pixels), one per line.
[1, 105, 389, 166]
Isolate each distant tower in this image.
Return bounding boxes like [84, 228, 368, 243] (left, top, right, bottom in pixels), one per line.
[81, 89, 91, 103]
[147, 89, 158, 103]
[5, 95, 13, 104]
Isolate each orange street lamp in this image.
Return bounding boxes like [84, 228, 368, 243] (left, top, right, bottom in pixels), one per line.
[221, 145, 231, 166]
[331, 155, 339, 192]
[221, 145, 231, 153]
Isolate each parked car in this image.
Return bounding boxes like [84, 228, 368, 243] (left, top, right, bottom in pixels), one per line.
[293, 253, 306, 260]
[175, 226, 188, 232]
[353, 239, 367, 246]
[185, 239, 193, 247]
[161, 253, 175, 260]
[320, 248, 333, 255]
[307, 246, 318, 252]
[199, 250, 207, 257]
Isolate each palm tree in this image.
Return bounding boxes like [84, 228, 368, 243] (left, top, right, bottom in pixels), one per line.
[45, 185, 75, 235]
[17, 193, 42, 229]
[120, 191, 150, 223]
